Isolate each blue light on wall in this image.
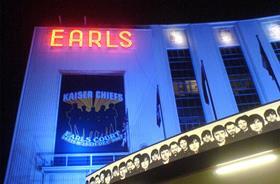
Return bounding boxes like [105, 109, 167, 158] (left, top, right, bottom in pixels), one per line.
[5, 15, 280, 184]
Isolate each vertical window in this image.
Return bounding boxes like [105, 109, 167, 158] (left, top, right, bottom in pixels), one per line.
[263, 22, 280, 62]
[271, 41, 280, 62]
[219, 46, 261, 111]
[167, 49, 205, 132]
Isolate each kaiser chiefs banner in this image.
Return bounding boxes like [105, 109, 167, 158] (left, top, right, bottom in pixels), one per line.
[55, 75, 128, 153]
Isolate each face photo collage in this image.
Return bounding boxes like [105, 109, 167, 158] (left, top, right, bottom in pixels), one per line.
[86, 102, 280, 184]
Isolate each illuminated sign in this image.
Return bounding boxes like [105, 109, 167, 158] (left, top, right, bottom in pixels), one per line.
[50, 29, 133, 48]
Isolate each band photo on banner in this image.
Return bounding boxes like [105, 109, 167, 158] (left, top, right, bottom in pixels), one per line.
[55, 74, 128, 154]
[86, 100, 280, 184]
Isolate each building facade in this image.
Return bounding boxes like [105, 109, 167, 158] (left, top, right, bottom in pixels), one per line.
[5, 15, 280, 183]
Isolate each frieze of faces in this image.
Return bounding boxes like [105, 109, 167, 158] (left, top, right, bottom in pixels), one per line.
[86, 101, 280, 184]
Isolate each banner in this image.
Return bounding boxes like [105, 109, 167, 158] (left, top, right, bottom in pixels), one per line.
[55, 74, 128, 153]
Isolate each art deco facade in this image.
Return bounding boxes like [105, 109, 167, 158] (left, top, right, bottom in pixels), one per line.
[5, 15, 280, 183]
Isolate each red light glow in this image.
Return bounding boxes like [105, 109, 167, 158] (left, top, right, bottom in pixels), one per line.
[69, 30, 83, 47]
[50, 29, 133, 48]
[89, 30, 102, 48]
[50, 29, 64, 47]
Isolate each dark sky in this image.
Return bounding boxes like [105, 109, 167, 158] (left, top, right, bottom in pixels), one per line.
[1, 0, 279, 182]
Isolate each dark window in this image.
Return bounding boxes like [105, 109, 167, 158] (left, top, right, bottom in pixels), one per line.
[220, 46, 260, 112]
[167, 49, 205, 132]
[271, 41, 280, 62]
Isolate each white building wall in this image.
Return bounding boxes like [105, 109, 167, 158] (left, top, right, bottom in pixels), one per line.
[44, 172, 87, 184]
[5, 15, 280, 184]
[189, 23, 238, 120]
[5, 27, 179, 183]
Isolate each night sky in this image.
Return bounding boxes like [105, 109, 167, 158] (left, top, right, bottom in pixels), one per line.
[1, 0, 279, 182]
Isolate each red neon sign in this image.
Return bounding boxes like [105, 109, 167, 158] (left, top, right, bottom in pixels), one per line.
[50, 29, 133, 48]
